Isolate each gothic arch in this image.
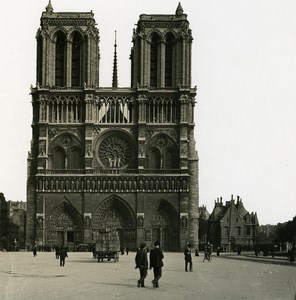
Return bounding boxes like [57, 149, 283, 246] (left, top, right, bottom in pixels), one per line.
[146, 199, 178, 229]
[147, 133, 179, 169]
[47, 199, 83, 247]
[68, 28, 86, 41]
[54, 30, 67, 86]
[147, 147, 161, 169]
[149, 32, 161, 87]
[164, 32, 176, 87]
[52, 146, 66, 169]
[49, 133, 83, 170]
[92, 195, 137, 249]
[71, 31, 84, 87]
[163, 148, 177, 169]
[147, 30, 162, 42]
[92, 195, 135, 230]
[145, 199, 179, 251]
[163, 29, 178, 40]
[36, 35, 43, 85]
[51, 27, 68, 41]
[68, 146, 83, 169]
[49, 200, 82, 227]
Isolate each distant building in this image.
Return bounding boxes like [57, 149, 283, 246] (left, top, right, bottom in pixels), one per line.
[208, 195, 259, 251]
[0, 193, 8, 249]
[7, 201, 27, 248]
[198, 205, 210, 246]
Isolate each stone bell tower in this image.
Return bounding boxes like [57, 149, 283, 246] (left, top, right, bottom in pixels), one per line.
[26, 2, 199, 251]
[130, 2, 199, 248]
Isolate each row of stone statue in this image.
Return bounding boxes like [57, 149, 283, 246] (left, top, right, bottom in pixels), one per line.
[37, 176, 189, 192]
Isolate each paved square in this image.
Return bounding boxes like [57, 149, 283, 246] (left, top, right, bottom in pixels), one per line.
[1, 251, 295, 299]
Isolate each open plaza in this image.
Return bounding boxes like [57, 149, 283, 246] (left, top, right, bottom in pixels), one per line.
[1, 251, 295, 300]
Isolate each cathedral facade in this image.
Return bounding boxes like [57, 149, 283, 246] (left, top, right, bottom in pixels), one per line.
[26, 2, 199, 251]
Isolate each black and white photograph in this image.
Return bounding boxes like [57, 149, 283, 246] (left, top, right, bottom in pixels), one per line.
[0, 0, 295, 299]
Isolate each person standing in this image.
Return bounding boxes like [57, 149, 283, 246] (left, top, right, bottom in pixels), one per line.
[216, 246, 221, 256]
[55, 245, 60, 259]
[32, 243, 37, 257]
[149, 241, 164, 288]
[135, 243, 148, 287]
[184, 242, 192, 272]
[59, 246, 68, 267]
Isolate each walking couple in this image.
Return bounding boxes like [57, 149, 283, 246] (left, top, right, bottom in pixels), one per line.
[135, 241, 164, 288]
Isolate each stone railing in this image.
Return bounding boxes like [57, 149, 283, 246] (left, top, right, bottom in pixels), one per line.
[37, 169, 184, 175]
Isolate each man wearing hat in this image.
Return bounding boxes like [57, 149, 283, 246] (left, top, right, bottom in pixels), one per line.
[149, 241, 164, 288]
[184, 242, 193, 271]
[135, 243, 148, 287]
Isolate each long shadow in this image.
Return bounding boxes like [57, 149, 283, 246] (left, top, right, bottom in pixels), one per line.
[1, 271, 67, 278]
[89, 281, 141, 289]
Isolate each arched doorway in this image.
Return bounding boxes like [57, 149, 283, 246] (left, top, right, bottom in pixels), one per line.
[92, 196, 136, 250]
[47, 201, 82, 250]
[146, 199, 179, 251]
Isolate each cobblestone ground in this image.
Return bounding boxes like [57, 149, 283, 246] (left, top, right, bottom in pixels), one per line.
[0, 251, 295, 300]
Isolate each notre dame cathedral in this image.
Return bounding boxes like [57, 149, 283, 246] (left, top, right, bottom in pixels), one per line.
[26, 1, 199, 251]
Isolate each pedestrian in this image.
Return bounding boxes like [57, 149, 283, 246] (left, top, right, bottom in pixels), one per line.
[92, 244, 96, 259]
[32, 243, 37, 257]
[135, 243, 148, 287]
[126, 246, 129, 255]
[120, 246, 125, 255]
[216, 247, 220, 256]
[184, 242, 192, 272]
[149, 241, 164, 288]
[59, 246, 68, 267]
[55, 245, 60, 259]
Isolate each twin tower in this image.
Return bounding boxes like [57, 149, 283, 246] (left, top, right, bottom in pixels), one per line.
[26, 1, 199, 251]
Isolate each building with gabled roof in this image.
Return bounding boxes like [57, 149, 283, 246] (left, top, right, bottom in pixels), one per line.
[208, 195, 259, 251]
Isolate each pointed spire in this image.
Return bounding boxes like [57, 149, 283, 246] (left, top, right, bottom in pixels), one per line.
[46, 0, 53, 13]
[176, 2, 184, 16]
[112, 31, 118, 88]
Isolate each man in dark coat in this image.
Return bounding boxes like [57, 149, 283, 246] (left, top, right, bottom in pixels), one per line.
[149, 241, 164, 288]
[60, 246, 68, 267]
[32, 243, 37, 257]
[184, 242, 192, 272]
[135, 243, 148, 287]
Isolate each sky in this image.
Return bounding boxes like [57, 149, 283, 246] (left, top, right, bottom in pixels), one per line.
[0, 0, 295, 225]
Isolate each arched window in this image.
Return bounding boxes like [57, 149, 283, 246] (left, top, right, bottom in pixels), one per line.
[165, 33, 174, 87]
[71, 32, 83, 87]
[53, 147, 65, 169]
[163, 149, 175, 169]
[148, 148, 161, 169]
[150, 33, 160, 88]
[37, 36, 43, 85]
[55, 32, 66, 86]
[68, 148, 82, 169]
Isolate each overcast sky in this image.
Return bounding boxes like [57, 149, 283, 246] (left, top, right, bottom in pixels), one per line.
[0, 0, 295, 225]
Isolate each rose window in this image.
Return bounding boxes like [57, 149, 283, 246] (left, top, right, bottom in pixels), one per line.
[98, 136, 132, 168]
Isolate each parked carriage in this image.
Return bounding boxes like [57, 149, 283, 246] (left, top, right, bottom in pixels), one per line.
[95, 228, 120, 263]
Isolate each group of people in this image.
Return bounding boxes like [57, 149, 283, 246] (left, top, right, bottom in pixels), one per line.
[32, 240, 198, 286]
[32, 244, 68, 266]
[135, 241, 164, 288]
[135, 241, 196, 288]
